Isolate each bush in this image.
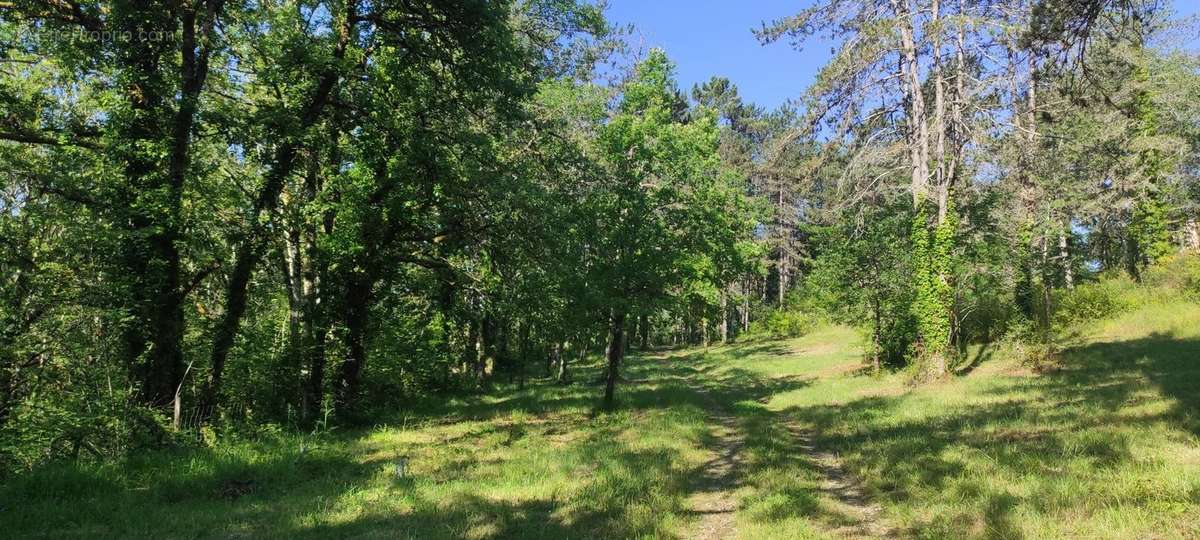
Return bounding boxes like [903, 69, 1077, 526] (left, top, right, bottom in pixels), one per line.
[998, 319, 1059, 372]
[957, 284, 1021, 345]
[1043, 254, 1200, 332]
[1142, 254, 1200, 299]
[744, 309, 818, 340]
[1052, 278, 1133, 329]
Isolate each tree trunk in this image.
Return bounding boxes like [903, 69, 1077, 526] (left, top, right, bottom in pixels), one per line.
[602, 311, 626, 408]
[114, 5, 189, 410]
[604, 329, 613, 367]
[277, 221, 310, 419]
[517, 322, 530, 391]
[1186, 217, 1200, 251]
[335, 269, 373, 421]
[931, 0, 948, 224]
[894, 0, 930, 205]
[202, 5, 355, 417]
[497, 319, 511, 378]
[464, 318, 480, 381]
[560, 339, 582, 385]
[719, 293, 729, 343]
[481, 315, 497, 379]
[872, 294, 882, 373]
[299, 187, 330, 425]
[776, 182, 788, 306]
[548, 341, 561, 378]
[1041, 235, 1054, 328]
[1059, 229, 1074, 290]
[741, 292, 750, 333]
[153, 1, 226, 416]
[301, 322, 328, 425]
[1125, 229, 1142, 281]
[778, 252, 787, 306]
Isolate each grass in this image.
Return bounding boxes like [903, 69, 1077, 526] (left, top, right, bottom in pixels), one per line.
[730, 305, 1200, 539]
[2, 356, 770, 539]
[4, 300, 1200, 538]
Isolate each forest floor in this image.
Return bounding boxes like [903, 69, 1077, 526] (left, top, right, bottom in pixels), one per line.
[7, 301, 1200, 539]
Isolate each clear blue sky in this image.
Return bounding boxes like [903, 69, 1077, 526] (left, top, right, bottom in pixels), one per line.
[605, 0, 1200, 111]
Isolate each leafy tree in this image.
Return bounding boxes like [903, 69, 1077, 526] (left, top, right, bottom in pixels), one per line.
[579, 50, 754, 407]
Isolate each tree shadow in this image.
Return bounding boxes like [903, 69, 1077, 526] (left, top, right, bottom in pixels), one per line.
[723, 341, 792, 360]
[286, 444, 694, 539]
[1055, 331, 1200, 435]
[271, 354, 825, 539]
[16, 330, 1196, 538]
[6, 345, 820, 539]
[954, 339, 994, 376]
[770, 330, 1200, 536]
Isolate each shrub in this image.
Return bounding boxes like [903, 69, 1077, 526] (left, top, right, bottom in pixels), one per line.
[745, 309, 818, 340]
[957, 284, 1021, 345]
[998, 319, 1059, 372]
[1052, 278, 1133, 329]
[1142, 254, 1200, 299]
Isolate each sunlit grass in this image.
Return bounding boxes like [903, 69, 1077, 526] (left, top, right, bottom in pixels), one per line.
[3, 359, 719, 539]
[5, 301, 1200, 538]
[709, 301, 1200, 539]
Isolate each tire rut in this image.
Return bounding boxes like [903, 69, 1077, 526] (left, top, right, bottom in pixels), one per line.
[684, 394, 745, 539]
[782, 421, 894, 539]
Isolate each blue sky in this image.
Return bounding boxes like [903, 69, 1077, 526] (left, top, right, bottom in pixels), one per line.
[605, 0, 1200, 111]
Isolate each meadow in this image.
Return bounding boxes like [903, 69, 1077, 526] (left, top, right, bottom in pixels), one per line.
[5, 3, 1200, 539]
[6, 295, 1199, 539]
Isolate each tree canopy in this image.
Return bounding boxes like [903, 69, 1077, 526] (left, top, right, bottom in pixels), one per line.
[1, 0, 1199, 479]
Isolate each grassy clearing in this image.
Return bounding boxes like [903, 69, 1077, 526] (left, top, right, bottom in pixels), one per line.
[725, 306, 1200, 538]
[2, 358, 751, 539]
[5, 302, 1200, 538]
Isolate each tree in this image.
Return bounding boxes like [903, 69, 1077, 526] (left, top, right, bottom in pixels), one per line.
[581, 50, 755, 407]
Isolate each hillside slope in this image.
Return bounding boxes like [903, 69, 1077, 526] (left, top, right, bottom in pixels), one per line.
[723, 304, 1200, 538]
[5, 303, 1199, 538]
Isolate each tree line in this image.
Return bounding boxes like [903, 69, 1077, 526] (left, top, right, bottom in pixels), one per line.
[0, 0, 763, 472]
[2, 0, 1198, 474]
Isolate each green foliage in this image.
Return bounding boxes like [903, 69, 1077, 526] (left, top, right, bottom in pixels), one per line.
[10, 298, 1200, 537]
[909, 200, 957, 371]
[3, 0, 1200, 520]
[802, 199, 918, 369]
[0, 357, 733, 538]
[993, 318, 1058, 371]
[1051, 278, 1134, 329]
[1141, 253, 1200, 298]
[0, 0, 642, 472]
[744, 309, 819, 340]
[1046, 255, 1200, 333]
[1130, 192, 1173, 266]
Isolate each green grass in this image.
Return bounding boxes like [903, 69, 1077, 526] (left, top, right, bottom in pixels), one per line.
[5, 302, 1200, 538]
[724, 306, 1200, 539]
[2, 358, 739, 539]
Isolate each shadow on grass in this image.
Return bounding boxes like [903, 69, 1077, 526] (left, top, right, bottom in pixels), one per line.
[2, 347, 818, 539]
[954, 339, 994, 376]
[330, 355, 818, 539]
[723, 341, 793, 360]
[774, 331, 1200, 537]
[1059, 331, 1200, 435]
[287, 443, 695, 539]
[12, 330, 1195, 538]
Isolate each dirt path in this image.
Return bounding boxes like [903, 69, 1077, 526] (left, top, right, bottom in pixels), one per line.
[684, 410, 891, 539]
[683, 387, 891, 540]
[782, 421, 893, 539]
[673, 349, 891, 539]
[685, 406, 745, 539]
